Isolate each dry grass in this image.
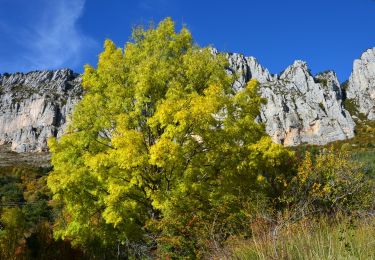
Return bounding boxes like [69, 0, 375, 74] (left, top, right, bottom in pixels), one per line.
[219, 215, 375, 260]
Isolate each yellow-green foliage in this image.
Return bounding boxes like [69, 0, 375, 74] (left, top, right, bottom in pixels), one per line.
[47, 18, 294, 258]
[283, 148, 374, 214]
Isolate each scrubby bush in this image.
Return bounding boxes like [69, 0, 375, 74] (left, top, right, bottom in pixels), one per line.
[282, 148, 374, 216]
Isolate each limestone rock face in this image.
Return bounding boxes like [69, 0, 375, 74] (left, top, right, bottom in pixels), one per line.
[226, 52, 276, 90]
[227, 53, 355, 146]
[0, 69, 82, 152]
[346, 48, 375, 119]
[260, 64, 355, 146]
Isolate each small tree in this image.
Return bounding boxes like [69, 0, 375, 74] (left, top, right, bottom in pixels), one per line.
[47, 18, 294, 258]
[0, 208, 27, 259]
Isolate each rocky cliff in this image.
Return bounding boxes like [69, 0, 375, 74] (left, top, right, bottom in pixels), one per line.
[226, 52, 277, 88]
[227, 54, 355, 146]
[0, 69, 82, 152]
[1, 48, 375, 152]
[346, 48, 375, 120]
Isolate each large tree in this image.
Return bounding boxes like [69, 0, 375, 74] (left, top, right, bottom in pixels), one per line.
[47, 18, 294, 258]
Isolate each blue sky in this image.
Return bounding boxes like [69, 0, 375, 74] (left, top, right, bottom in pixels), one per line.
[0, 0, 375, 81]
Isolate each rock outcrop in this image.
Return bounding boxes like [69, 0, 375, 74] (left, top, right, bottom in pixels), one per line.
[0, 69, 82, 152]
[227, 53, 355, 146]
[226, 52, 276, 89]
[346, 48, 375, 119]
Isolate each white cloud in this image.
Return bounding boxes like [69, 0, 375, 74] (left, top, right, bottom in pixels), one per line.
[0, 0, 96, 72]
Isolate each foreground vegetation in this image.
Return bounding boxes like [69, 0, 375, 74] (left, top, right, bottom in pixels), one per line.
[227, 215, 375, 259]
[0, 151, 373, 259]
[0, 18, 374, 259]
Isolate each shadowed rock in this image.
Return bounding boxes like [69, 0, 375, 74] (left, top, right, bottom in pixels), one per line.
[0, 69, 82, 152]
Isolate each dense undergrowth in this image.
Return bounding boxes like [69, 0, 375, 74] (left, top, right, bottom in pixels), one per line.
[0, 166, 85, 259]
[0, 164, 373, 259]
[1, 147, 373, 259]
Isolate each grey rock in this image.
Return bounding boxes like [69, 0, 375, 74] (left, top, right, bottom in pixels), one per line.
[0, 69, 82, 152]
[227, 53, 355, 146]
[346, 48, 375, 119]
[226, 52, 276, 90]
